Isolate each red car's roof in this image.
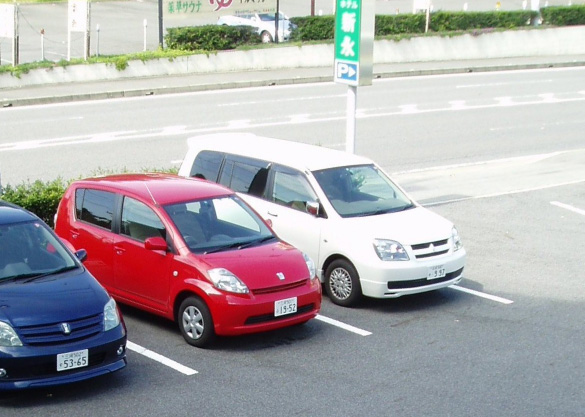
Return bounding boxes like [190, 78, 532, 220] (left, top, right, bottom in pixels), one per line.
[73, 173, 234, 205]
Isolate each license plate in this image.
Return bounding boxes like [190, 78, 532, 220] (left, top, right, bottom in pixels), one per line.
[57, 349, 89, 372]
[274, 297, 297, 317]
[427, 265, 446, 280]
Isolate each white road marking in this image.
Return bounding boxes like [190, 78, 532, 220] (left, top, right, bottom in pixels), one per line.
[551, 201, 585, 217]
[315, 314, 372, 336]
[393, 151, 569, 176]
[4, 93, 585, 153]
[423, 178, 585, 207]
[126, 341, 198, 376]
[450, 285, 514, 304]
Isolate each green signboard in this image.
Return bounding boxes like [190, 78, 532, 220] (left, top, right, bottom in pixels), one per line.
[334, 0, 374, 87]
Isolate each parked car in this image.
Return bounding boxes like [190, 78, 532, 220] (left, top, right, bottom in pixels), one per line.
[0, 201, 126, 391]
[178, 133, 467, 307]
[54, 174, 321, 347]
[217, 11, 295, 43]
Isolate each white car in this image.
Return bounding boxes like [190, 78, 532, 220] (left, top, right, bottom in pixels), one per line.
[217, 12, 294, 43]
[178, 133, 466, 307]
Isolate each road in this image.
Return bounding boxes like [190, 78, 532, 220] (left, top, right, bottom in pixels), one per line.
[8, 0, 585, 64]
[1, 67, 585, 416]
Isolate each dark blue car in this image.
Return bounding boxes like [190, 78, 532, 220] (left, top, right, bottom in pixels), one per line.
[0, 201, 127, 390]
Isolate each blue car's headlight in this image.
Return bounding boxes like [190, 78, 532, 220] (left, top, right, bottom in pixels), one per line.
[104, 297, 121, 331]
[0, 321, 23, 347]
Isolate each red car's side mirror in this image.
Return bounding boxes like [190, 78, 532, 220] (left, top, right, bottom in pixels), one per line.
[144, 236, 168, 251]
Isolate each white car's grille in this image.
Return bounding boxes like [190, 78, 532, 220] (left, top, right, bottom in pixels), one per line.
[410, 238, 450, 259]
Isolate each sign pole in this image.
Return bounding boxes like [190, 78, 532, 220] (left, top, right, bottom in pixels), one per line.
[346, 85, 357, 153]
[158, 0, 163, 48]
[13, 3, 18, 66]
[84, 2, 90, 60]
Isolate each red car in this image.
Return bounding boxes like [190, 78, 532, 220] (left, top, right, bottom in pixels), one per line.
[54, 174, 321, 347]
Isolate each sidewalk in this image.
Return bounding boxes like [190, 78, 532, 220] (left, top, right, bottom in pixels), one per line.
[2, 55, 585, 108]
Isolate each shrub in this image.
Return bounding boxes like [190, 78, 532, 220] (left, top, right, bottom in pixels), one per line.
[165, 25, 262, 51]
[375, 14, 426, 36]
[1, 178, 68, 227]
[540, 4, 585, 25]
[290, 16, 335, 41]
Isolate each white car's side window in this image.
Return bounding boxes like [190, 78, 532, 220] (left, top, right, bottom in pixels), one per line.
[272, 170, 318, 213]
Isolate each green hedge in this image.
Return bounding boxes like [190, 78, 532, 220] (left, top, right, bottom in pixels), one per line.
[541, 4, 585, 25]
[169, 8, 583, 49]
[428, 11, 537, 31]
[290, 10, 538, 42]
[374, 14, 426, 36]
[165, 25, 262, 51]
[290, 16, 335, 41]
[1, 178, 68, 228]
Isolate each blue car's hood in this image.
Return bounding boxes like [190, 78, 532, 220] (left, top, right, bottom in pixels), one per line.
[0, 268, 109, 327]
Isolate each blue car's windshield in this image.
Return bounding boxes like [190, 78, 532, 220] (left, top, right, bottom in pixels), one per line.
[313, 164, 415, 218]
[0, 221, 77, 282]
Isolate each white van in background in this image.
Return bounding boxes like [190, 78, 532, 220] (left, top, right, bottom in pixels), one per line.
[178, 133, 466, 306]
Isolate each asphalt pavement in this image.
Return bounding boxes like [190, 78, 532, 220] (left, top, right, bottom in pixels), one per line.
[2, 54, 585, 107]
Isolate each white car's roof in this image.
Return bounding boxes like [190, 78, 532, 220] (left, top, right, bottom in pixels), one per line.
[186, 133, 374, 172]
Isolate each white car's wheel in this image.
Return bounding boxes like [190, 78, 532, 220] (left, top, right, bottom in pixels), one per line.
[260, 31, 273, 43]
[325, 259, 362, 307]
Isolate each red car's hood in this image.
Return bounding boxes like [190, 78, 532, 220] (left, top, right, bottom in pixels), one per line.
[200, 241, 310, 291]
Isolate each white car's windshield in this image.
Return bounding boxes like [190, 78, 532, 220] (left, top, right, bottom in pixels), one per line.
[313, 165, 415, 218]
[258, 12, 285, 21]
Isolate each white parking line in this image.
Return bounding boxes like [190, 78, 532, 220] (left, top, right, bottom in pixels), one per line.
[316, 314, 372, 336]
[551, 201, 585, 217]
[450, 285, 514, 304]
[126, 341, 198, 375]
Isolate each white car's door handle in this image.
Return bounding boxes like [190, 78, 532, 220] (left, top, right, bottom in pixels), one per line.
[267, 211, 278, 217]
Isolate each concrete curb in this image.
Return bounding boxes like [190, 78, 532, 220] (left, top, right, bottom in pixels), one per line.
[4, 59, 585, 108]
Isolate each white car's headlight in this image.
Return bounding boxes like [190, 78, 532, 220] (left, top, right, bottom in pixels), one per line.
[104, 297, 121, 331]
[303, 252, 317, 280]
[452, 227, 463, 252]
[373, 239, 410, 261]
[209, 268, 249, 294]
[0, 321, 23, 347]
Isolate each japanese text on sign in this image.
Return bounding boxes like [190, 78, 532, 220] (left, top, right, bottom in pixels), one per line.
[166, 0, 274, 15]
[335, 0, 361, 64]
[68, 0, 88, 32]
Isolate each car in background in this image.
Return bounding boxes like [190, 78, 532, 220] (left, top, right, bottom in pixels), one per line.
[178, 133, 466, 307]
[54, 174, 321, 348]
[217, 11, 295, 43]
[0, 201, 126, 391]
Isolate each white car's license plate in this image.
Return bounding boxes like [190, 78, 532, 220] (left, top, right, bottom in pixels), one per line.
[57, 349, 89, 372]
[274, 297, 297, 317]
[427, 265, 446, 280]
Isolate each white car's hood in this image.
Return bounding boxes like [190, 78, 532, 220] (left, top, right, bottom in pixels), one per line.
[341, 206, 454, 245]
